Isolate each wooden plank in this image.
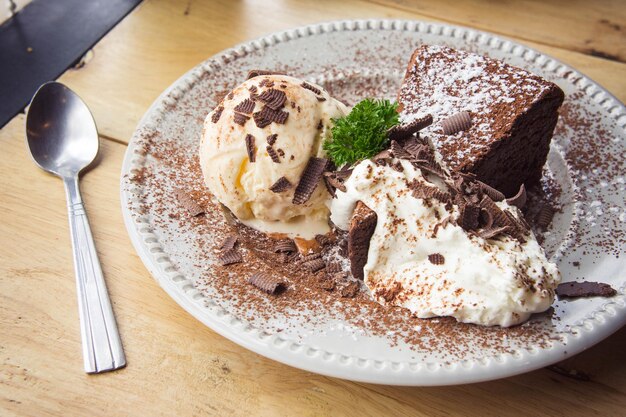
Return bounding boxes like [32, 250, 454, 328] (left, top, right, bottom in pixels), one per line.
[370, 0, 626, 63]
[57, 0, 626, 143]
[1, 114, 625, 415]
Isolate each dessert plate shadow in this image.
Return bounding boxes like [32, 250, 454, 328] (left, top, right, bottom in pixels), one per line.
[121, 19, 626, 386]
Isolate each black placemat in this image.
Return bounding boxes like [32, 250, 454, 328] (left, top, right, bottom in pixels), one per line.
[0, 0, 142, 129]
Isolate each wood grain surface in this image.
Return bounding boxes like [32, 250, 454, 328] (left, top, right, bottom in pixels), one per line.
[1, 0, 625, 416]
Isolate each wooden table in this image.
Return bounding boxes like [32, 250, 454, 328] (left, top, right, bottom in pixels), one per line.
[1, 1, 625, 415]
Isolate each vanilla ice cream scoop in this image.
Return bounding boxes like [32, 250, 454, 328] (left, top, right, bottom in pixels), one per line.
[199, 75, 348, 237]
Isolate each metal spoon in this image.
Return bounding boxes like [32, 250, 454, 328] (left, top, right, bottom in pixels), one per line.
[26, 82, 126, 374]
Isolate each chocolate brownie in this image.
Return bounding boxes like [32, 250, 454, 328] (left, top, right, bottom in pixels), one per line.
[398, 45, 564, 196]
[348, 201, 377, 280]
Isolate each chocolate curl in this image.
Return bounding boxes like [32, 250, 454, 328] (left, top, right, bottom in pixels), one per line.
[293, 157, 328, 205]
[218, 249, 243, 266]
[477, 181, 505, 202]
[245, 134, 256, 162]
[248, 272, 287, 294]
[387, 114, 433, 141]
[220, 235, 238, 251]
[174, 188, 204, 216]
[536, 203, 555, 229]
[269, 176, 292, 193]
[234, 98, 256, 114]
[301, 81, 321, 95]
[273, 239, 296, 253]
[266, 145, 281, 163]
[440, 111, 471, 135]
[506, 184, 527, 209]
[211, 106, 224, 123]
[389, 140, 413, 160]
[556, 281, 617, 299]
[428, 253, 445, 265]
[257, 88, 287, 110]
[303, 258, 326, 273]
[247, 69, 286, 79]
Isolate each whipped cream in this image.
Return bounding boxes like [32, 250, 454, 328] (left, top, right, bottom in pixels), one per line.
[330, 159, 560, 327]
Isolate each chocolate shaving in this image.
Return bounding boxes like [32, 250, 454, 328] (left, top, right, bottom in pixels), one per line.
[257, 88, 287, 110]
[323, 176, 336, 197]
[403, 139, 428, 157]
[411, 182, 450, 202]
[315, 234, 331, 247]
[301, 81, 321, 95]
[218, 249, 243, 266]
[428, 253, 445, 265]
[391, 161, 404, 172]
[479, 208, 494, 229]
[249, 85, 258, 94]
[341, 281, 360, 298]
[245, 134, 256, 162]
[253, 106, 289, 128]
[478, 226, 511, 239]
[267, 145, 281, 163]
[233, 98, 256, 114]
[372, 149, 392, 162]
[211, 106, 224, 123]
[506, 184, 527, 209]
[248, 272, 287, 294]
[390, 140, 413, 160]
[477, 181, 505, 202]
[247, 70, 285, 79]
[556, 282, 616, 299]
[479, 196, 509, 229]
[233, 112, 249, 126]
[218, 203, 237, 226]
[259, 79, 275, 88]
[300, 253, 322, 262]
[220, 235, 238, 251]
[387, 114, 433, 141]
[174, 188, 204, 216]
[440, 111, 471, 135]
[317, 119, 323, 130]
[266, 133, 277, 146]
[414, 161, 446, 179]
[269, 176, 292, 193]
[253, 111, 271, 128]
[503, 210, 528, 242]
[293, 157, 328, 205]
[460, 203, 480, 230]
[303, 258, 326, 273]
[536, 203, 555, 229]
[323, 172, 347, 193]
[274, 239, 296, 253]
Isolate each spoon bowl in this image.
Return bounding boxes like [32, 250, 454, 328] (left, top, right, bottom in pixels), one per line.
[26, 82, 98, 178]
[25, 81, 125, 374]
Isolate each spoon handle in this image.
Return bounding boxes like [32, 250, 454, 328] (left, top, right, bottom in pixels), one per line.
[63, 176, 126, 373]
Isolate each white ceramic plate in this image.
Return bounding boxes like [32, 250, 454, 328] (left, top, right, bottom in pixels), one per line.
[121, 20, 626, 385]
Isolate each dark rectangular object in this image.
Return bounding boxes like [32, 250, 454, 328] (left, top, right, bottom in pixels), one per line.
[0, 0, 142, 129]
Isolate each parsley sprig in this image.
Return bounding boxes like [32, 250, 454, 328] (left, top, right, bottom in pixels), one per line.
[323, 99, 399, 167]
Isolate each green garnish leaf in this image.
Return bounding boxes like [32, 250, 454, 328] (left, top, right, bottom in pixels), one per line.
[324, 99, 399, 167]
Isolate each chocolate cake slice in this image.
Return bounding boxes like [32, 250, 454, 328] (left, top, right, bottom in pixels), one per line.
[398, 45, 564, 196]
[348, 201, 377, 280]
